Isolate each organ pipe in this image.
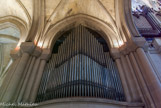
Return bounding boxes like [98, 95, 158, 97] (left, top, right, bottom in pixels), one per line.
[36, 25, 125, 102]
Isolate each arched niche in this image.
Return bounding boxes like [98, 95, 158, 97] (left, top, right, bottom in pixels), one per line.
[0, 16, 29, 47]
[0, 16, 28, 86]
[36, 24, 125, 103]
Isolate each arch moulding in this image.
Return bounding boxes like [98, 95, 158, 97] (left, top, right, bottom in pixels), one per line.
[0, 16, 29, 47]
[40, 14, 125, 58]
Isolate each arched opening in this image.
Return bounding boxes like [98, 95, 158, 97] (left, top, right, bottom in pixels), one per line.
[41, 14, 124, 50]
[0, 22, 20, 86]
[36, 25, 125, 103]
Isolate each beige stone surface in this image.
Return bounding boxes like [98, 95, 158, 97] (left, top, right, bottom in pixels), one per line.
[37, 103, 126, 108]
[99, 0, 115, 19]
[45, 0, 61, 20]
[19, 0, 33, 20]
[0, 43, 16, 74]
[0, 1, 161, 108]
[45, 0, 115, 22]
[3, 44, 16, 66]
[47, 0, 116, 28]
[36, 98, 144, 108]
[0, 0, 30, 25]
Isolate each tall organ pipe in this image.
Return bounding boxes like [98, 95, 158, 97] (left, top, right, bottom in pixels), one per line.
[36, 25, 125, 102]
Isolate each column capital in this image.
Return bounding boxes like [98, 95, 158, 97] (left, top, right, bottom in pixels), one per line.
[10, 49, 21, 60]
[132, 37, 146, 46]
[132, 36, 148, 51]
[119, 42, 136, 55]
[110, 48, 121, 59]
[40, 49, 51, 60]
[32, 47, 42, 57]
[20, 42, 35, 54]
[152, 38, 161, 53]
[115, 41, 137, 57]
[110, 47, 135, 60]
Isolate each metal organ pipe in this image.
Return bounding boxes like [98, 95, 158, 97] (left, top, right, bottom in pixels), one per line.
[36, 25, 125, 103]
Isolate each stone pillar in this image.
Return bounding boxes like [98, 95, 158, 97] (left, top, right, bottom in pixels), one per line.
[125, 55, 141, 101]
[136, 47, 161, 107]
[17, 47, 41, 102]
[12, 56, 33, 102]
[22, 57, 41, 102]
[115, 59, 132, 102]
[129, 52, 155, 108]
[1, 42, 35, 102]
[16, 57, 35, 102]
[0, 56, 20, 100]
[120, 55, 139, 102]
[29, 49, 51, 102]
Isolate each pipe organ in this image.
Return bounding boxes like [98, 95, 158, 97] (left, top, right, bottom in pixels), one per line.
[36, 25, 125, 102]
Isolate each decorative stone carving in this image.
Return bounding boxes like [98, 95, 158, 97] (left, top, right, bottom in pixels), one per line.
[20, 42, 35, 54]
[40, 49, 51, 60]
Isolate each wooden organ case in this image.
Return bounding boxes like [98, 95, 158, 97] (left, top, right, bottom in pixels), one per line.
[36, 25, 125, 102]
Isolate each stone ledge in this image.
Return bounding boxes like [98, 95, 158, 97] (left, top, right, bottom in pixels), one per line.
[36, 97, 144, 107]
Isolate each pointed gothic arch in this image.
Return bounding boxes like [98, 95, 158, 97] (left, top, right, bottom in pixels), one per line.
[40, 14, 125, 51]
[36, 25, 125, 103]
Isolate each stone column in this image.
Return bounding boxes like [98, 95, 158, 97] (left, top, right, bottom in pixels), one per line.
[29, 49, 51, 102]
[136, 47, 161, 107]
[120, 55, 139, 102]
[0, 43, 3, 75]
[22, 57, 41, 102]
[17, 47, 41, 102]
[115, 58, 132, 102]
[1, 42, 35, 102]
[0, 51, 20, 100]
[129, 52, 155, 108]
[125, 55, 141, 101]
[12, 56, 33, 102]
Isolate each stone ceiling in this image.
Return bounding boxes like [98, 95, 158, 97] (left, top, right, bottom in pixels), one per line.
[0, 0, 117, 44]
[0, 0, 33, 26]
[0, 0, 159, 40]
[45, 0, 116, 27]
[0, 0, 139, 75]
[1, 0, 155, 49]
[0, 0, 33, 45]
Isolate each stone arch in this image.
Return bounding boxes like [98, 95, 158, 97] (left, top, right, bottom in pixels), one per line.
[0, 16, 29, 85]
[41, 14, 125, 54]
[118, 0, 140, 38]
[36, 24, 126, 103]
[0, 16, 29, 47]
